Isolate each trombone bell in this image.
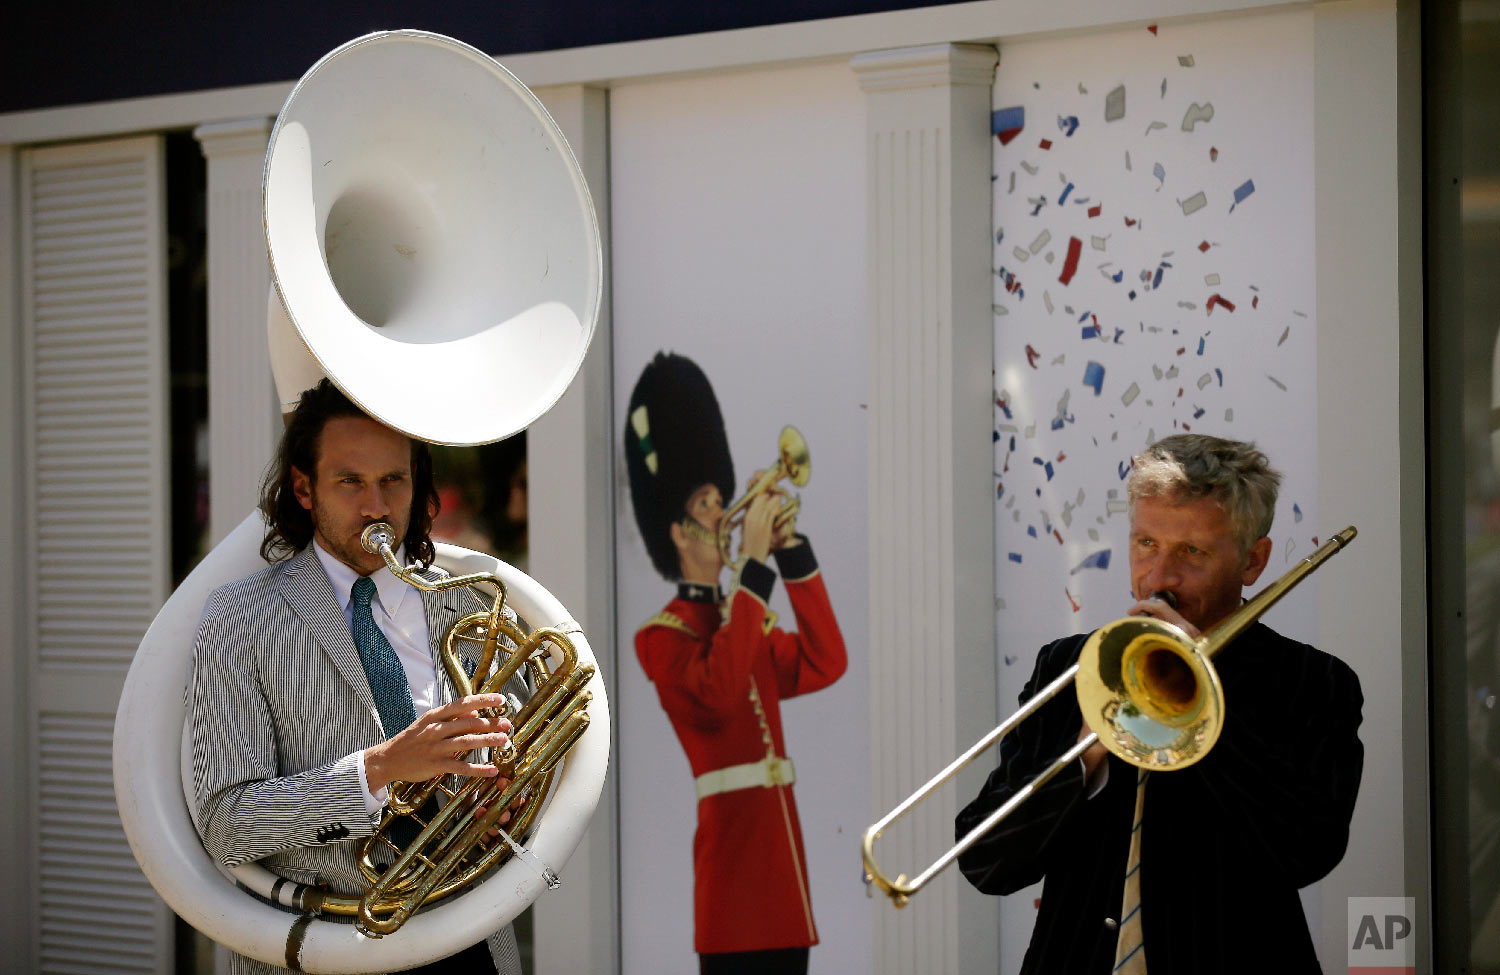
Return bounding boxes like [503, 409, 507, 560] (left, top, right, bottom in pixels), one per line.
[1076, 617, 1223, 771]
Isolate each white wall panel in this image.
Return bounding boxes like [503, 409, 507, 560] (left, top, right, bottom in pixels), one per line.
[610, 58, 871, 975]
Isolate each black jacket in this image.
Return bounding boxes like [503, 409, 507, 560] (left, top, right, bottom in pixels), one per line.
[956, 622, 1364, 974]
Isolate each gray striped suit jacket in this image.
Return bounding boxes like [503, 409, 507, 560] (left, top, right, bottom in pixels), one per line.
[189, 542, 524, 975]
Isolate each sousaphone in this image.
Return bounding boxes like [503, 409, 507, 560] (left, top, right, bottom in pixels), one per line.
[113, 30, 609, 973]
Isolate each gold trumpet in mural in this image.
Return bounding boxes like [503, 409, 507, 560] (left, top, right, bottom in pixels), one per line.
[716, 425, 811, 565]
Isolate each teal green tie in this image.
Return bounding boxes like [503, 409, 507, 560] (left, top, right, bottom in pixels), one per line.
[351, 576, 416, 736]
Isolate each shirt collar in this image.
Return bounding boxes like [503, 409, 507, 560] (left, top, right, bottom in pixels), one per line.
[312, 537, 414, 617]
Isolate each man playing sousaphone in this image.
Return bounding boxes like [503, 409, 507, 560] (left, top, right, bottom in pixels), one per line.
[625, 352, 847, 974]
[117, 28, 607, 975]
[188, 378, 529, 975]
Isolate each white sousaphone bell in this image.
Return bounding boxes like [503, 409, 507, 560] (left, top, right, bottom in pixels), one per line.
[113, 30, 609, 973]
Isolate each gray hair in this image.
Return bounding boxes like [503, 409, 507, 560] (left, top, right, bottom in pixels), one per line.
[1126, 434, 1281, 554]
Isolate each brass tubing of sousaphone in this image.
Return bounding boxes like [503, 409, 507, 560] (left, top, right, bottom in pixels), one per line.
[861, 525, 1357, 907]
[384, 613, 535, 817]
[328, 522, 594, 935]
[513, 667, 595, 753]
[356, 708, 593, 937]
[502, 629, 580, 729]
[348, 675, 595, 925]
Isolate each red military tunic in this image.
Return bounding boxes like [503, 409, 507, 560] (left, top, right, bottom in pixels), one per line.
[635, 540, 847, 954]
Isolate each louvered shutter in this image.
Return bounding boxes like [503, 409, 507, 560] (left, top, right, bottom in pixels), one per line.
[20, 136, 172, 974]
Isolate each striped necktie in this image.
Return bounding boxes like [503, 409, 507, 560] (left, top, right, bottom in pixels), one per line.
[351, 576, 416, 736]
[1113, 769, 1149, 973]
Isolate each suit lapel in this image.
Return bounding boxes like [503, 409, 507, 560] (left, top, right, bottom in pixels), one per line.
[277, 545, 382, 722]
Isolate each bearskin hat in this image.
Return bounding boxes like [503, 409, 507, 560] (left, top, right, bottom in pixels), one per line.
[624, 352, 735, 580]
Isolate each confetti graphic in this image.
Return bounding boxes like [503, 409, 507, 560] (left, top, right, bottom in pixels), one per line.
[1083, 360, 1106, 395]
[992, 105, 1026, 146]
[991, 18, 1317, 634]
[1181, 101, 1215, 131]
[1058, 236, 1083, 284]
[1229, 178, 1257, 212]
[1071, 549, 1113, 573]
[1105, 85, 1126, 121]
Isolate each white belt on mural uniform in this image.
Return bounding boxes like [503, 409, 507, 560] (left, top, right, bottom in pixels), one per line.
[695, 755, 796, 800]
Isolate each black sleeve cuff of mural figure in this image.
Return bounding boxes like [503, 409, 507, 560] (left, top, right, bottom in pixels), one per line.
[773, 535, 818, 582]
[739, 558, 777, 603]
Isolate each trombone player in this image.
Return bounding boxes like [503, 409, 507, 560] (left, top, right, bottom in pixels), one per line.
[956, 434, 1364, 973]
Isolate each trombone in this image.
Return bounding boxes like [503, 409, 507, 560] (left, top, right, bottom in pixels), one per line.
[716, 425, 811, 565]
[861, 526, 1357, 908]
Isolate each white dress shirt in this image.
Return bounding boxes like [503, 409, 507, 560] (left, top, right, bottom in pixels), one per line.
[312, 539, 438, 813]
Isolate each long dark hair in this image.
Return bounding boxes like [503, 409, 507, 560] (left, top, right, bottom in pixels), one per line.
[259, 379, 441, 565]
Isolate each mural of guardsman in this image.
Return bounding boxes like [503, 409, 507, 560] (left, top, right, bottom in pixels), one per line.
[624, 351, 847, 975]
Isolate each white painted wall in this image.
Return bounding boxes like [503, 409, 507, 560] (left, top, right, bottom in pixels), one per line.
[609, 59, 871, 974]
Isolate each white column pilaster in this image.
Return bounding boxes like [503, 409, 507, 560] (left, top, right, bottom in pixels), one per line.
[194, 118, 277, 544]
[852, 42, 999, 975]
[526, 83, 619, 975]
